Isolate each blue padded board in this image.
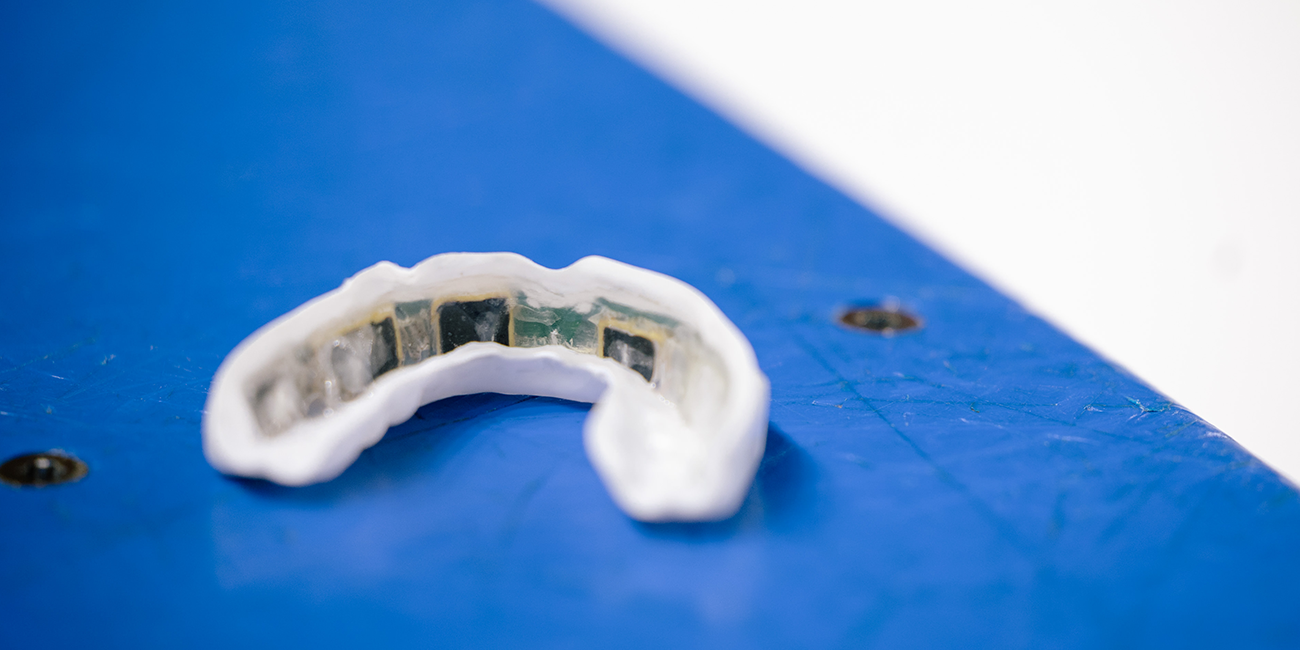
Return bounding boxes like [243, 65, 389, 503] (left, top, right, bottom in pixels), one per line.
[2, 1, 1298, 647]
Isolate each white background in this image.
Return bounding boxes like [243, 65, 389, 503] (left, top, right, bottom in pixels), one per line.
[542, 0, 1300, 483]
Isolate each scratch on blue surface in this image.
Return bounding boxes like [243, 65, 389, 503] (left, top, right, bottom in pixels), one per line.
[746, 281, 1037, 554]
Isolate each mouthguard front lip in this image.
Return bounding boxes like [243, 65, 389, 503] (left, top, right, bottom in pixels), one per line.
[202, 252, 771, 522]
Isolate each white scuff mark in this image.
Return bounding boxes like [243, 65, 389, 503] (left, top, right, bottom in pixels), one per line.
[1046, 434, 1097, 444]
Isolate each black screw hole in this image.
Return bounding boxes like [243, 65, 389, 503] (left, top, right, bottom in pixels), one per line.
[0, 451, 88, 487]
[839, 306, 922, 336]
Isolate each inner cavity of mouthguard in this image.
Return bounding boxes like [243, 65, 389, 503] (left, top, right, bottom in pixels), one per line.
[246, 289, 727, 439]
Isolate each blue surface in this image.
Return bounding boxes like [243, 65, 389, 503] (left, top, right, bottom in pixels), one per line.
[2, 1, 1298, 647]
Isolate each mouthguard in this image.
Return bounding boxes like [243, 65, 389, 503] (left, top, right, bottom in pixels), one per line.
[202, 253, 770, 522]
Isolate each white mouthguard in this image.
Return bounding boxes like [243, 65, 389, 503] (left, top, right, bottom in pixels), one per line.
[202, 253, 770, 522]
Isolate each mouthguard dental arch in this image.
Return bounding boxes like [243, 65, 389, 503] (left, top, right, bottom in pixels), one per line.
[202, 253, 770, 522]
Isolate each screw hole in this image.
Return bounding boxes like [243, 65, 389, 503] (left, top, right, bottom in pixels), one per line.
[838, 306, 922, 336]
[0, 452, 88, 487]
